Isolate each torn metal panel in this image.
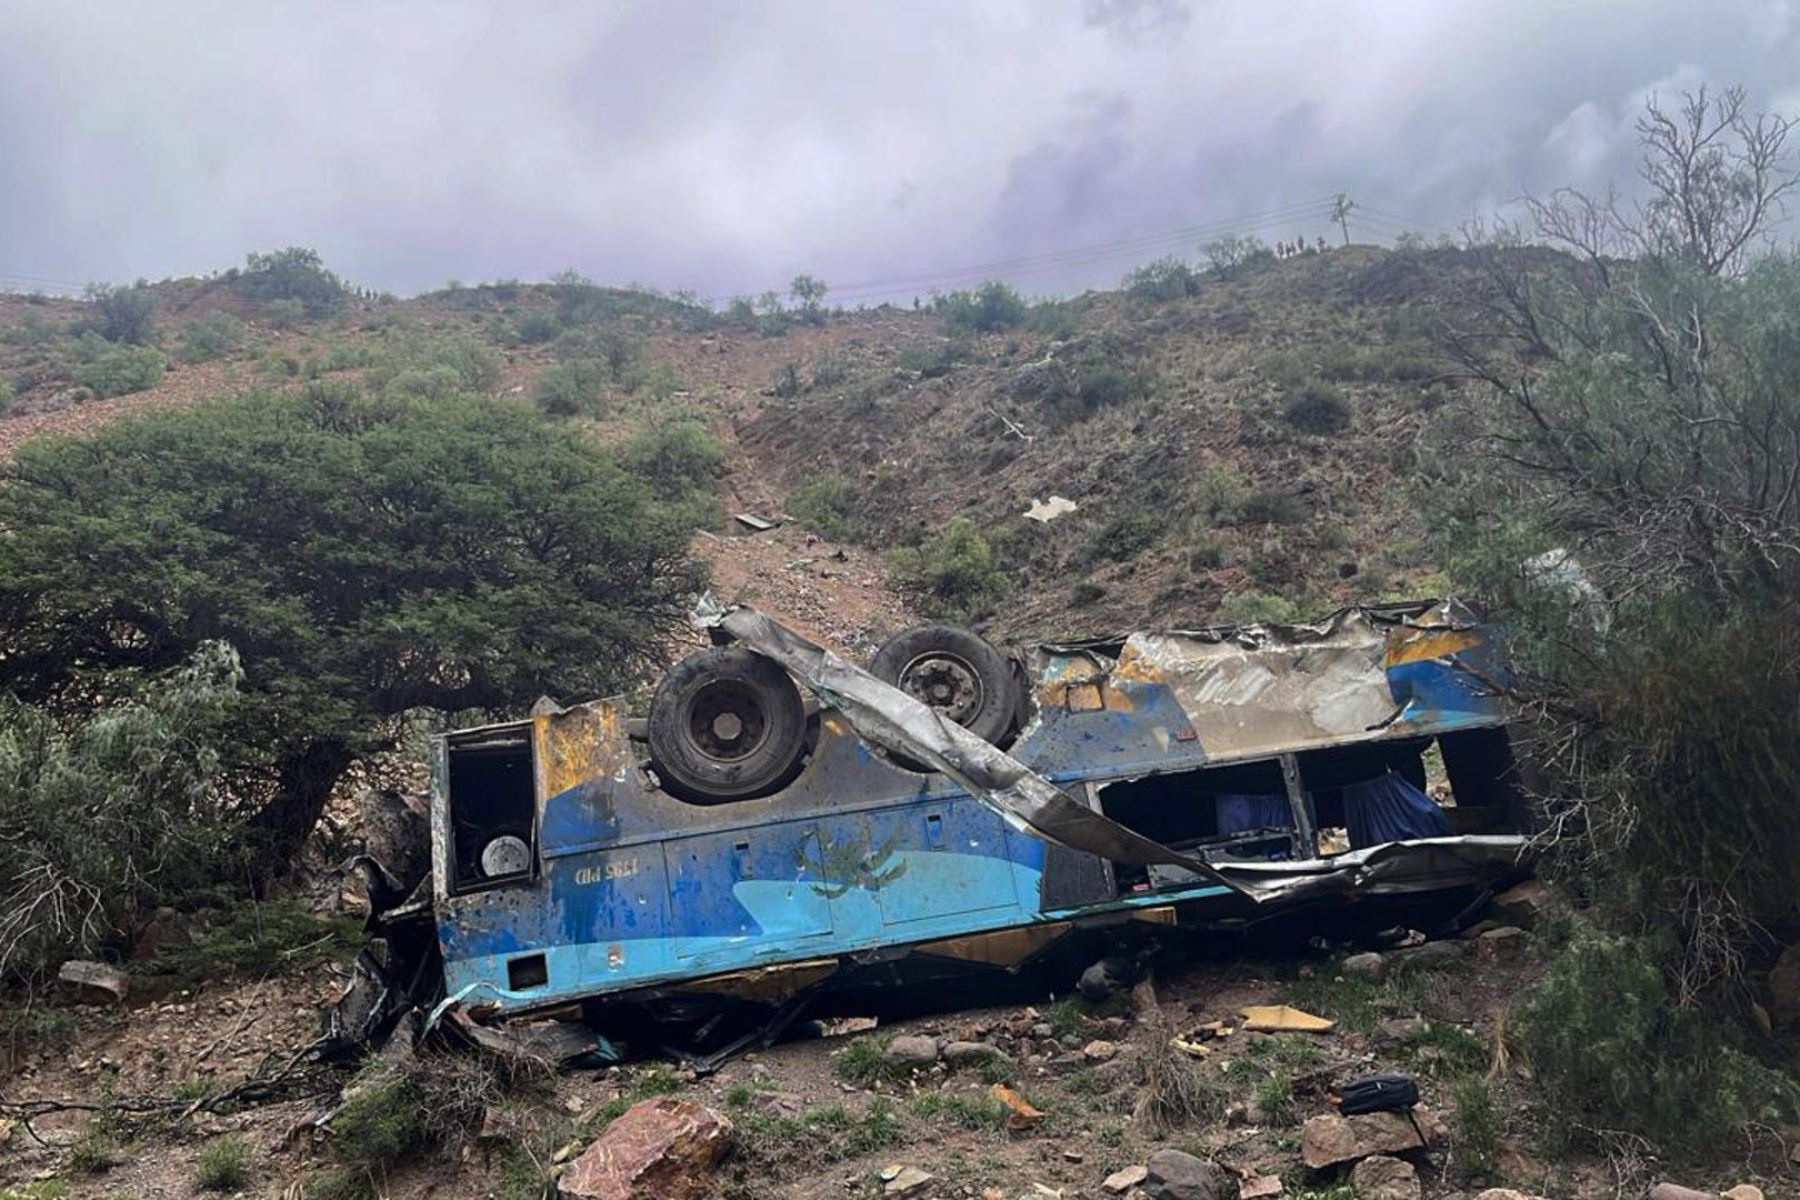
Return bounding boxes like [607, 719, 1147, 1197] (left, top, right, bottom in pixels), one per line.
[707, 604, 1253, 897]
[1215, 834, 1531, 903]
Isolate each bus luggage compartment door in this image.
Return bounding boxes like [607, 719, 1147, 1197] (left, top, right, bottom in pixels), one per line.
[663, 823, 835, 963]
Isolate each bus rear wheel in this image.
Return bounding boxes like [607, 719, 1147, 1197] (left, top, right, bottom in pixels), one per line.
[869, 624, 1017, 770]
[648, 647, 806, 802]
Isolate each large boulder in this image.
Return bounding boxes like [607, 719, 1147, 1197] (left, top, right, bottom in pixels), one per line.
[558, 1098, 731, 1200]
[1342, 951, 1386, 981]
[1351, 1155, 1422, 1200]
[1142, 1148, 1219, 1200]
[1300, 1109, 1435, 1169]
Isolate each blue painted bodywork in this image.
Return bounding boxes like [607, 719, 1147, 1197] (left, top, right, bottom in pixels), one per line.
[431, 604, 1513, 1013]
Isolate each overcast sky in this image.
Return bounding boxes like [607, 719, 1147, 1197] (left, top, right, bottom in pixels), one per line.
[3, 0, 1798, 303]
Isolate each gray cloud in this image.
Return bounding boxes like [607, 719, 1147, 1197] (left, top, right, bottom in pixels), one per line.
[2, 0, 1797, 302]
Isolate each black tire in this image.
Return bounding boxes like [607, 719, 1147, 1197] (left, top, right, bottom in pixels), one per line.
[648, 647, 807, 802]
[869, 624, 1016, 771]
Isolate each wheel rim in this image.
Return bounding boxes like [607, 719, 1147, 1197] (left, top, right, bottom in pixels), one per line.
[896, 651, 984, 726]
[684, 679, 771, 763]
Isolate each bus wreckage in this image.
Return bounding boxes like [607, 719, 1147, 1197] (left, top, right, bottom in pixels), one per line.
[335, 598, 1535, 1068]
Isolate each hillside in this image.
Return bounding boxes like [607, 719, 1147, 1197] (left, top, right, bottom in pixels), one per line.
[0, 245, 1477, 650]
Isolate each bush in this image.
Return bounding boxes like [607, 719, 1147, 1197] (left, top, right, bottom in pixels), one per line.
[534, 358, 613, 416]
[810, 352, 851, 389]
[0, 379, 16, 417]
[0, 645, 241, 985]
[240, 247, 346, 316]
[194, 1136, 253, 1192]
[1039, 357, 1145, 426]
[262, 298, 306, 329]
[1238, 486, 1308, 525]
[1282, 380, 1351, 434]
[788, 472, 861, 541]
[935, 281, 1028, 333]
[71, 333, 163, 397]
[1123, 257, 1203, 301]
[177, 311, 249, 364]
[772, 360, 803, 398]
[1087, 508, 1161, 563]
[1221, 591, 1301, 625]
[515, 311, 559, 344]
[1516, 922, 1799, 1153]
[84, 281, 158, 345]
[890, 517, 1002, 620]
[897, 339, 965, 378]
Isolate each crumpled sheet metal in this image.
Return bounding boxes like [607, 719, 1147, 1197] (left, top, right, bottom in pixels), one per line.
[1062, 600, 1496, 762]
[1215, 834, 1531, 903]
[707, 605, 1253, 898]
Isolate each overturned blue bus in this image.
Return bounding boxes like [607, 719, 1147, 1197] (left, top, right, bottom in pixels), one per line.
[363, 599, 1533, 1057]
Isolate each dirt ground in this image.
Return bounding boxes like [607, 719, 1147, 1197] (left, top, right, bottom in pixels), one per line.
[9, 911, 1781, 1200]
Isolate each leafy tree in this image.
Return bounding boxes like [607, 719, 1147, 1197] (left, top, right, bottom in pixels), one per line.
[1201, 235, 1275, 280]
[84, 281, 158, 345]
[1122, 257, 1202, 301]
[239, 247, 346, 317]
[789, 274, 829, 322]
[618, 417, 724, 528]
[0, 382, 704, 865]
[788, 472, 861, 541]
[534, 358, 614, 416]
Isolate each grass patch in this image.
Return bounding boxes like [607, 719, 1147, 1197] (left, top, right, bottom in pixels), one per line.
[908, 1091, 1010, 1134]
[1045, 992, 1131, 1039]
[1278, 957, 1452, 1034]
[832, 1032, 900, 1086]
[1394, 1021, 1488, 1080]
[194, 1135, 253, 1192]
[66, 1123, 120, 1175]
[1449, 1072, 1499, 1174]
[727, 1099, 903, 1173]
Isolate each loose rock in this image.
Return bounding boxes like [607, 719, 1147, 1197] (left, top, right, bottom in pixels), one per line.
[1342, 951, 1386, 981]
[558, 1097, 731, 1200]
[1082, 1039, 1119, 1062]
[1393, 939, 1464, 970]
[884, 1035, 939, 1068]
[1239, 1175, 1282, 1199]
[1300, 1109, 1434, 1169]
[883, 1166, 934, 1197]
[1351, 1155, 1422, 1200]
[1375, 1017, 1429, 1045]
[1492, 879, 1554, 927]
[1722, 1185, 1764, 1200]
[56, 960, 130, 1005]
[1102, 1164, 1148, 1194]
[1646, 1186, 1715, 1200]
[1475, 926, 1528, 962]
[942, 1040, 1005, 1066]
[1143, 1147, 1219, 1200]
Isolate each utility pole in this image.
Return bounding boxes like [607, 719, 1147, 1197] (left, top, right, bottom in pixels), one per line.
[1331, 193, 1355, 246]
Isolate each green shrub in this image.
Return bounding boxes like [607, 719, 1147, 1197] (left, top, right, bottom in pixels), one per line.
[263, 297, 306, 329]
[72, 333, 163, 397]
[1448, 1073, 1498, 1173]
[810, 352, 850, 388]
[1282, 380, 1351, 434]
[726, 1099, 901, 1174]
[1123, 257, 1203, 301]
[935, 281, 1027, 333]
[833, 1035, 901, 1086]
[618, 418, 724, 528]
[515, 311, 559, 344]
[84, 281, 158, 345]
[1222, 591, 1301, 625]
[897, 339, 965, 378]
[177, 311, 249, 363]
[134, 898, 362, 987]
[1087, 508, 1161, 563]
[1515, 922, 1800, 1153]
[239, 247, 346, 316]
[772, 360, 803, 398]
[890, 517, 1002, 620]
[2, 311, 64, 347]
[0, 379, 16, 417]
[908, 1091, 1010, 1132]
[194, 1135, 253, 1192]
[788, 472, 861, 541]
[534, 358, 613, 416]
[1238, 486, 1307, 525]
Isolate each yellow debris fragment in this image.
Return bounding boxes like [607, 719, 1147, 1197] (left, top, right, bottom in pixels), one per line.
[990, 1083, 1045, 1130]
[1171, 1036, 1213, 1059]
[1239, 1004, 1335, 1033]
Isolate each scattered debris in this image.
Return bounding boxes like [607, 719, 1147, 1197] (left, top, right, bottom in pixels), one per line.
[817, 1016, 879, 1038]
[1722, 1185, 1765, 1200]
[733, 512, 779, 531]
[56, 959, 130, 1005]
[1350, 1154, 1422, 1200]
[1241, 1005, 1334, 1033]
[1024, 495, 1078, 523]
[557, 1097, 731, 1200]
[990, 1083, 1044, 1131]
